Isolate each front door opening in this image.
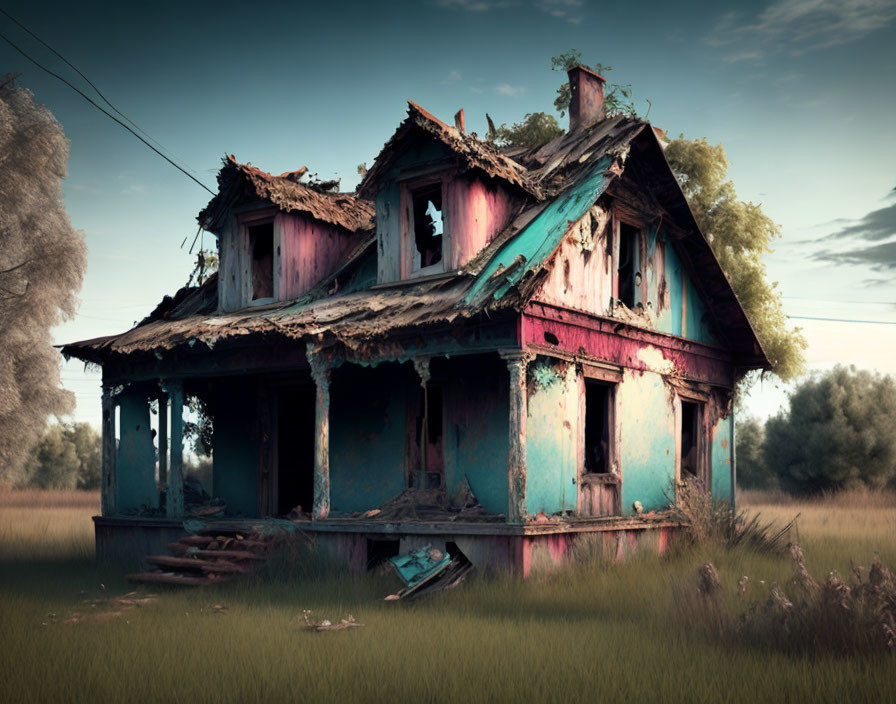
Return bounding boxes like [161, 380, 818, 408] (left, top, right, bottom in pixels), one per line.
[680, 400, 701, 479]
[277, 387, 315, 515]
[410, 384, 444, 490]
[584, 381, 612, 474]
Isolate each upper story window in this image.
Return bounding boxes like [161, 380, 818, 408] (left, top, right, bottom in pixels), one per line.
[248, 221, 274, 302]
[412, 184, 444, 270]
[616, 222, 639, 309]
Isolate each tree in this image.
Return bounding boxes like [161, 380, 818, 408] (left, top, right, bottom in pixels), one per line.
[763, 366, 896, 495]
[734, 416, 777, 490]
[0, 75, 87, 482]
[664, 139, 806, 382]
[487, 50, 635, 150]
[22, 421, 101, 490]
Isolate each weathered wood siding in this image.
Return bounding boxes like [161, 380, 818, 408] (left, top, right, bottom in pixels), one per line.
[444, 176, 516, 271]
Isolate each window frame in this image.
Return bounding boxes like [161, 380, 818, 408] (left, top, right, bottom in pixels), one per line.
[611, 213, 648, 313]
[674, 388, 710, 488]
[238, 208, 279, 308]
[400, 175, 448, 279]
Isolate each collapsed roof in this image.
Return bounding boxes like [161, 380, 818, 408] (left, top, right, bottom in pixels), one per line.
[63, 103, 769, 370]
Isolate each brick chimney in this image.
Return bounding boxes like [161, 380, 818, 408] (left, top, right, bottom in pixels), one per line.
[567, 65, 606, 132]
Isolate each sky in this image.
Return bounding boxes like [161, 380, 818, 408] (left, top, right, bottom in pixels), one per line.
[2, 0, 895, 428]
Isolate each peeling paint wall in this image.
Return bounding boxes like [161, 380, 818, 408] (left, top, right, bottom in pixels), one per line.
[212, 381, 260, 517]
[329, 363, 408, 513]
[525, 359, 578, 515]
[116, 391, 157, 513]
[442, 355, 509, 515]
[711, 415, 733, 502]
[617, 369, 677, 514]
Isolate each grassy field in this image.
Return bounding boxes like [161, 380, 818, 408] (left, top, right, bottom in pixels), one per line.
[1, 487, 894, 704]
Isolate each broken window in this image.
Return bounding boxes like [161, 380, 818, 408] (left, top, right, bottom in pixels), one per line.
[680, 400, 702, 478]
[249, 222, 274, 300]
[617, 223, 638, 308]
[584, 381, 613, 474]
[411, 184, 444, 270]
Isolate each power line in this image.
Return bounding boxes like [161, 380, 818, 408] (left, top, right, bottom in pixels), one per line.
[788, 315, 896, 326]
[0, 28, 215, 195]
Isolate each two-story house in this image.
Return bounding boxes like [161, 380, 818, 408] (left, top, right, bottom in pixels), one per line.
[64, 66, 768, 577]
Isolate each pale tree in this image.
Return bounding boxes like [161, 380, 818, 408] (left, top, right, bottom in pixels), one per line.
[0, 74, 86, 482]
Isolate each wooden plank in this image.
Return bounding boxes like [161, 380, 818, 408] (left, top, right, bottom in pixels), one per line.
[189, 549, 266, 561]
[125, 572, 211, 586]
[100, 385, 117, 516]
[165, 380, 184, 518]
[146, 556, 251, 574]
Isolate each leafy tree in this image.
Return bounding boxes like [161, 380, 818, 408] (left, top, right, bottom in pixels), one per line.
[763, 366, 896, 494]
[664, 139, 807, 381]
[487, 50, 636, 150]
[734, 416, 777, 490]
[0, 75, 87, 482]
[22, 422, 101, 490]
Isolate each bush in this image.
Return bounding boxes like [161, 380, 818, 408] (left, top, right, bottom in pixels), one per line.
[735, 416, 778, 490]
[764, 366, 896, 495]
[21, 422, 101, 490]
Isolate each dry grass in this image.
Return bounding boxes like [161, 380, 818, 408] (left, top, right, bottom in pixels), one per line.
[1, 488, 895, 703]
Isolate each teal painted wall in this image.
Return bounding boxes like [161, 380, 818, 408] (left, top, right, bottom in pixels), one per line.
[525, 359, 578, 515]
[442, 355, 509, 516]
[711, 415, 733, 502]
[116, 392, 157, 513]
[618, 370, 676, 514]
[330, 363, 408, 513]
[655, 232, 718, 345]
[213, 383, 259, 517]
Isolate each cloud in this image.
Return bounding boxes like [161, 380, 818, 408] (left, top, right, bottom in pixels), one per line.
[707, 0, 896, 61]
[533, 0, 585, 23]
[814, 240, 896, 270]
[433, 0, 516, 10]
[825, 189, 896, 242]
[441, 70, 462, 85]
[811, 188, 896, 270]
[495, 83, 526, 97]
[120, 183, 146, 195]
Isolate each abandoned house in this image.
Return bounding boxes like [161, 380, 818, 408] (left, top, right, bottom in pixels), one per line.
[63, 66, 768, 576]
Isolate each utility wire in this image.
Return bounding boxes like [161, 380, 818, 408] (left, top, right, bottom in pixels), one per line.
[0, 7, 195, 177]
[0, 28, 215, 195]
[788, 315, 896, 326]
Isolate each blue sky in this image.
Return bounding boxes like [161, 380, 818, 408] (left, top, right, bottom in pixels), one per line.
[2, 0, 895, 426]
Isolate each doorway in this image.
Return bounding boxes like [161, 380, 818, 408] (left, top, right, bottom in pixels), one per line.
[277, 386, 315, 516]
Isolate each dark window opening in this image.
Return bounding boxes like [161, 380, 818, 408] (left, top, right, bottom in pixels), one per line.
[544, 331, 560, 346]
[680, 401, 701, 478]
[249, 222, 274, 300]
[412, 184, 443, 269]
[617, 223, 638, 308]
[366, 538, 400, 570]
[584, 381, 612, 474]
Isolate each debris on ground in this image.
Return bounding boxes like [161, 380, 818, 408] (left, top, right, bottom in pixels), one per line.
[61, 591, 157, 625]
[184, 478, 227, 517]
[385, 544, 474, 600]
[353, 484, 492, 522]
[302, 610, 362, 631]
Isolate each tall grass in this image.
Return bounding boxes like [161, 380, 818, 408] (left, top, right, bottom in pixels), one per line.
[1, 487, 894, 703]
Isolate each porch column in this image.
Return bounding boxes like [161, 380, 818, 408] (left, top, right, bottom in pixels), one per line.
[100, 383, 118, 516]
[307, 345, 332, 520]
[412, 357, 431, 489]
[162, 379, 184, 518]
[501, 350, 531, 524]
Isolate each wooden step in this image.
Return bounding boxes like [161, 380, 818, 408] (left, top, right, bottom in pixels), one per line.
[146, 555, 251, 574]
[177, 535, 216, 547]
[125, 571, 214, 586]
[189, 549, 266, 561]
[168, 540, 271, 555]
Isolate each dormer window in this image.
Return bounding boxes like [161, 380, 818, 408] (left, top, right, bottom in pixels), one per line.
[411, 183, 444, 271]
[249, 221, 274, 301]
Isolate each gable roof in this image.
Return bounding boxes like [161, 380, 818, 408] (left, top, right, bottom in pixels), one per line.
[63, 105, 769, 370]
[199, 156, 375, 234]
[357, 102, 540, 200]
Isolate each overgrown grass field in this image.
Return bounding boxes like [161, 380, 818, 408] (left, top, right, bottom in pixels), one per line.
[1, 487, 894, 703]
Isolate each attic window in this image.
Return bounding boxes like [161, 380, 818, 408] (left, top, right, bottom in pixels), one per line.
[411, 184, 444, 270]
[617, 223, 638, 308]
[249, 222, 274, 301]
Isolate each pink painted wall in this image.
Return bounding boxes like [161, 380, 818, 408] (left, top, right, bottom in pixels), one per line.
[444, 176, 517, 270]
[277, 212, 365, 300]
